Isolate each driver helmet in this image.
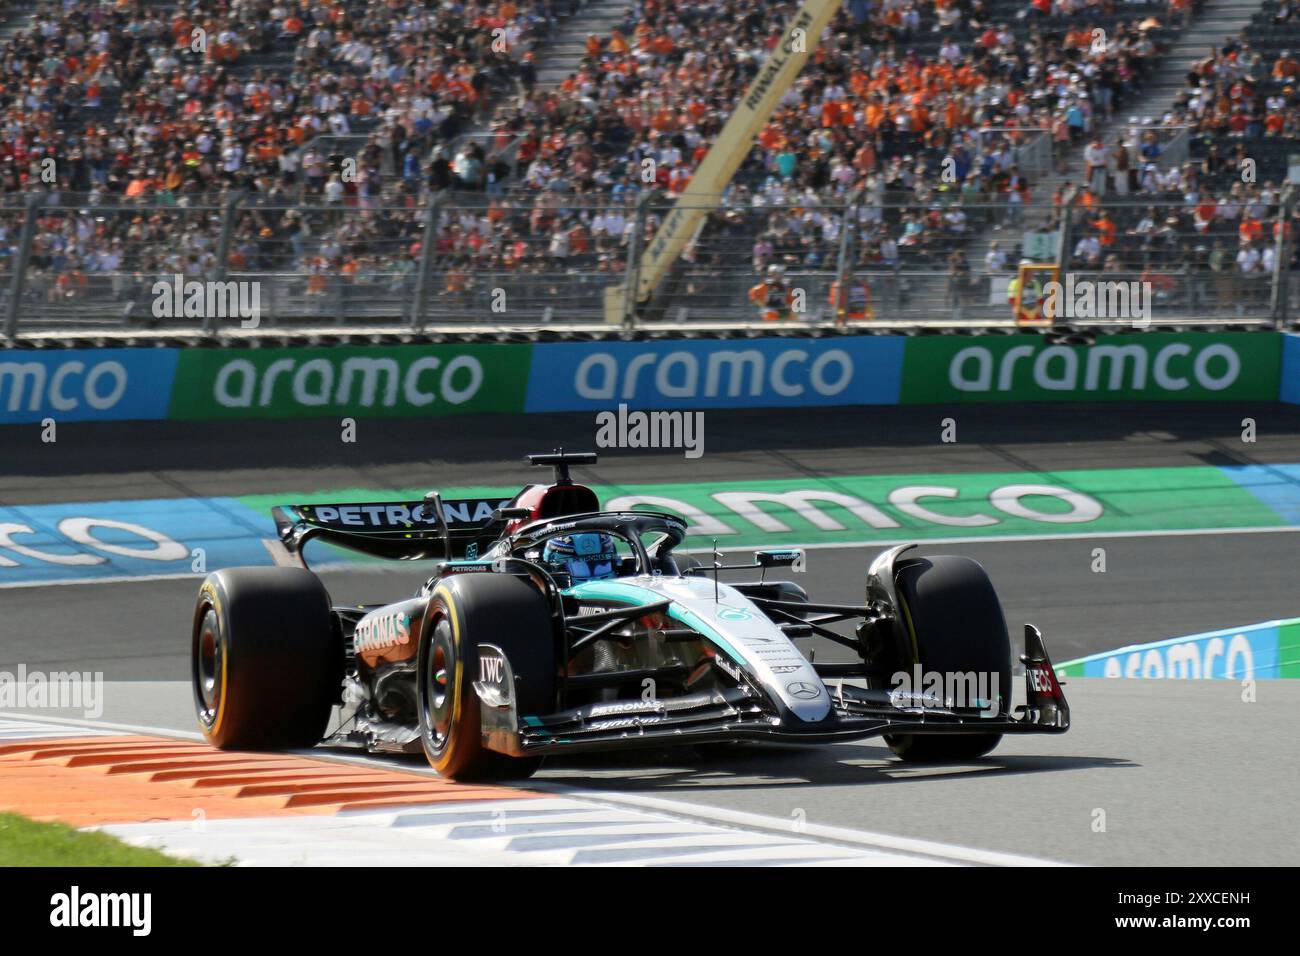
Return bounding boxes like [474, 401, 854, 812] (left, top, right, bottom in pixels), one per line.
[542, 532, 618, 583]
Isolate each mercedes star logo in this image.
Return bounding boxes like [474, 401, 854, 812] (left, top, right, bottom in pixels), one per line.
[786, 681, 821, 699]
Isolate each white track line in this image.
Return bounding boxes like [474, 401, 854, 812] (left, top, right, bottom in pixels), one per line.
[526, 785, 1067, 867]
[0, 710, 204, 741]
[97, 800, 939, 868]
[0, 716, 115, 740]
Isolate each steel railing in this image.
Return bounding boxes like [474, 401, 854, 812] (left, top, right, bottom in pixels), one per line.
[2, 189, 1294, 338]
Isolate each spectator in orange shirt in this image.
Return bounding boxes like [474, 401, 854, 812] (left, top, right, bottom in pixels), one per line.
[1091, 210, 1117, 247]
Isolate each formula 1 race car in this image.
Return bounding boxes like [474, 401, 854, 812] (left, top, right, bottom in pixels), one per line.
[191, 451, 1069, 781]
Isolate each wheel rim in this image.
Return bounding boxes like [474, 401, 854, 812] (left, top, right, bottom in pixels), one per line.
[423, 618, 454, 753]
[195, 606, 222, 728]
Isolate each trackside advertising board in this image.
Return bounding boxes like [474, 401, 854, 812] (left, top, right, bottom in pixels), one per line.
[1057, 619, 1300, 680]
[167, 344, 533, 419]
[524, 336, 905, 411]
[0, 349, 178, 424]
[900, 332, 1281, 403]
[0, 332, 1293, 424]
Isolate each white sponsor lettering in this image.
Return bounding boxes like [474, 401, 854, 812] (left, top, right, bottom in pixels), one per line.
[887, 486, 998, 527]
[479, 655, 504, 683]
[58, 518, 189, 561]
[574, 348, 854, 401]
[1101, 632, 1256, 679]
[949, 342, 1243, 394]
[0, 519, 187, 567]
[1027, 666, 1057, 695]
[608, 483, 1104, 538]
[354, 611, 411, 653]
[214, 355, 487, 409]
[712, 489, 901, 533]
[0, 360, 128, 413]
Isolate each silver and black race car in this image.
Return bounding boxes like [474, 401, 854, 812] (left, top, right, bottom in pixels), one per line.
[191, 451, 1069, 781]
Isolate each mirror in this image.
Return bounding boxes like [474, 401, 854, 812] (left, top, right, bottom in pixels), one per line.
[754, 549, 806, 572]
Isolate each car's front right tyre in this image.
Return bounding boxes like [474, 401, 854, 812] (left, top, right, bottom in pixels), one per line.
[417, 573, 556, 782]
[878, 555, 1012, 762]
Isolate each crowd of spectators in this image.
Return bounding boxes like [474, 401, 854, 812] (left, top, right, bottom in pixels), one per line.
[995, 8, 1300, 312]
[5, 0, 1281, 317]
[469, 0, 1171, 288]
[0, 0, 573, 302]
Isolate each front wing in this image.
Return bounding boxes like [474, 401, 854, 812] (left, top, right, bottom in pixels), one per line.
[475, 625, 1070, 757]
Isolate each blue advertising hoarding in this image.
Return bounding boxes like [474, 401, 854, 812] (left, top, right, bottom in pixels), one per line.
[0, 349, 179, 423]
[525, 336, 905, 412]
[1057, 621, 1287, 680]
[1281, 333, 1300, 405]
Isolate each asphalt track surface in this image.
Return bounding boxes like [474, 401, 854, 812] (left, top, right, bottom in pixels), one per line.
[5, 402, 1300, 678]
[3, 403, 1300, 865]
[6, 678, 1297, 866]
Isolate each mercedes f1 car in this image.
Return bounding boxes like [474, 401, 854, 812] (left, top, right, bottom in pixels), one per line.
[191, 451, 1069, 781]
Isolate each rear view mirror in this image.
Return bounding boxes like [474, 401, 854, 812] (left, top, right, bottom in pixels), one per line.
[754, 549, 806, 572]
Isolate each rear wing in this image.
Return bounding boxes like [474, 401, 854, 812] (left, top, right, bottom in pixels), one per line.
[271, 497, 514, 566]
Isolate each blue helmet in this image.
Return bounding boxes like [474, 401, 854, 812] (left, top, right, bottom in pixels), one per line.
[542, 532, 618, 583]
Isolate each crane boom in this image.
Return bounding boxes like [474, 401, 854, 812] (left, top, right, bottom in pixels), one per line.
[605, 0, 843, 323]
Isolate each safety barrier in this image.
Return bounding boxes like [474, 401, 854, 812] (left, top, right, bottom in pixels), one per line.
[1057, 619, 1300, 680]
[3, 330, 1295, 424]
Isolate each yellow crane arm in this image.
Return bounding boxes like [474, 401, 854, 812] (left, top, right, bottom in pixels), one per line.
[605, 0, 844, 323]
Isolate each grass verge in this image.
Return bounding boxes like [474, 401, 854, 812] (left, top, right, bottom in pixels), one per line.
[0, 813, 198, 866]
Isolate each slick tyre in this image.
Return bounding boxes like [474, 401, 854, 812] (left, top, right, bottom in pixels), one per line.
[418, 573, 556, 781]
[883, 556, 1011, 762]
[192, 568, 341, 750]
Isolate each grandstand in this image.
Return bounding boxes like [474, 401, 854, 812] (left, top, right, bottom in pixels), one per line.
[0, 0, 1296, 335]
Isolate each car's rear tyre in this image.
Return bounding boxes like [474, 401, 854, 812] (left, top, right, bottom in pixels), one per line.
[192, 568, 341, 750]
[418, 573, 556, 781]
[881, 556, 1011, 762]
